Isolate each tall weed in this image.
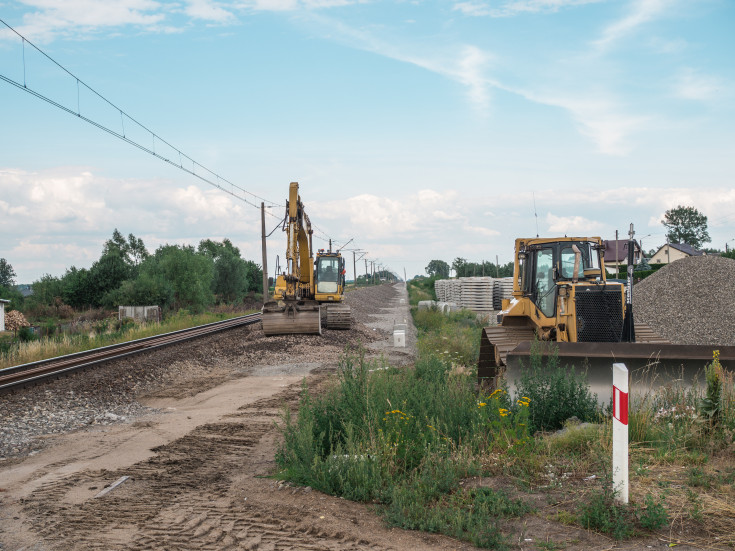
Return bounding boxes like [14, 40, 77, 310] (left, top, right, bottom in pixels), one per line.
[513, 341, 601, 434]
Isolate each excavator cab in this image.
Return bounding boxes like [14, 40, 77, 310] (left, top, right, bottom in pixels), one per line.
[315, 255, 341, 293]
[315, 251, 351, 329]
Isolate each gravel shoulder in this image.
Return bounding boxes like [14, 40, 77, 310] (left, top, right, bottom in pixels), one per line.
[0, 284, 478, 551]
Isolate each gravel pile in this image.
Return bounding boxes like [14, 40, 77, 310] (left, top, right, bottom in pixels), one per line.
[633, 255, 735, 346]
[0, 286, 404, 462]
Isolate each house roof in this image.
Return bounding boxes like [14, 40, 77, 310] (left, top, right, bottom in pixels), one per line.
[602, 239, 641, 263]
[0, 299, 10, 304]
[655, 243, 704, 257]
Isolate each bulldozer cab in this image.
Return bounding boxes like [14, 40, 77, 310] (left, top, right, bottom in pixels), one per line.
[519, 239, 604, 318]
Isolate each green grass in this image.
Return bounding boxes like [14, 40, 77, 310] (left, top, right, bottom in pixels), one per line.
[275, 279, 735, 547]
[0, 309, 255, 370]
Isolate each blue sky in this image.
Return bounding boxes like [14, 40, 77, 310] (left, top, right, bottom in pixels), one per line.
[1, 0, 734, 283]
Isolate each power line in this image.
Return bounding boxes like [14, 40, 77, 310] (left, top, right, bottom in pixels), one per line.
[0, 17, 283, 212]
[0, 17, 365, 253]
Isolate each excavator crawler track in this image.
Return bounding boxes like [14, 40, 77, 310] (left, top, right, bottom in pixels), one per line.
[325, 304, 352, 330]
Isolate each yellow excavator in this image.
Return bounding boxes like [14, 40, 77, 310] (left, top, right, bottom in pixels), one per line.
[478, 236, 733, 385]
[261, 182, 351, 336]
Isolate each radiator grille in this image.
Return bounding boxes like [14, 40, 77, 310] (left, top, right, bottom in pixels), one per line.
[575, 287, 623, 342]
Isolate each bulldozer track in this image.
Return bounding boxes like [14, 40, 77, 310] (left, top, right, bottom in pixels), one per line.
[0, 313, 262, 394]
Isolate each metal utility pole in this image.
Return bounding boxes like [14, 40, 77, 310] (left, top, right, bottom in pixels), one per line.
[621, 223, 636, 342]
[353, 251, 357, 287]
[615, 229, 619, 277]
[403, 267, 407, 282]
[260, 202, 269, 303]
[365, 258, 368, 283]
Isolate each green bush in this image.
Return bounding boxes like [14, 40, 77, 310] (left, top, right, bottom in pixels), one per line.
[18, 326, 36, 342]
[578, 485, 634, 540]
[514, 341, 601, 434]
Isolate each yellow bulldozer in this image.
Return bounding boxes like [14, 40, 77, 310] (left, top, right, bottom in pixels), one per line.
[261, 182, 351, 336]
[478, 236, 733, 386]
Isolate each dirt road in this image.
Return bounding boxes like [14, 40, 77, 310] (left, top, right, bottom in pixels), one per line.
[0, 284, 480, 550]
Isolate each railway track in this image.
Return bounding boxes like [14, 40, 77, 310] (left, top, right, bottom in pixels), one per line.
[0, 313, 262, 394]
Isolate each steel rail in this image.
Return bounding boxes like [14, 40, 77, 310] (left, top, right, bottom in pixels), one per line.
[0, 313, 262, 393]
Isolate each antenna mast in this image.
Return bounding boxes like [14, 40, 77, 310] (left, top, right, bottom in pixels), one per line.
[533, 192, 539, 238]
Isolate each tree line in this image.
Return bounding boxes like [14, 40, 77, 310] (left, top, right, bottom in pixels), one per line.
[0, 230, 262, 315]
[424, 258, 514, 279]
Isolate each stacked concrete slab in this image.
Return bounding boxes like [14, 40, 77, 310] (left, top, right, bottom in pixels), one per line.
[434, 277, 495, 315]
[460, 277, 494, 315]
[434, 279, 449, 302]
[493, 278, 514, 310]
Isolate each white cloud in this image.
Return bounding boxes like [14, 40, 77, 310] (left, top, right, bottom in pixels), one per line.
[183, 0, 236, 22]
[545, 213, 605, 234]
[673, 68, 725, 102]
[0, 167, 262, 280]
[453, 0, 602, 18]
[648, 36, 688, 54]
[8, 0, 170, 42]
[593, 0, 673, 51]
[238, 0, 358, 11]
[301, 14, 497, 111]
[506, 86, 649, 155]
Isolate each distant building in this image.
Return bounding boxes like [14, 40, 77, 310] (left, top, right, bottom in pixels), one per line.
[16, 284, 33, 298]
[649, 243, 704, 264]
[603, 240, 644, 274]
[0, 299, 9, 332]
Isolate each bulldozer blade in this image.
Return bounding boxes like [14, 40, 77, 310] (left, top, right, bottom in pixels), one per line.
[507, 341, 734, 371]
[503, 341, 735, 406]
[325, 304, 351, 329]
[261, 301, 322, 336]
[478, 322, 733, 391]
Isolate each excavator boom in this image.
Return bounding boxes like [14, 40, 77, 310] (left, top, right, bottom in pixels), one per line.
[261, 182, 321, 336]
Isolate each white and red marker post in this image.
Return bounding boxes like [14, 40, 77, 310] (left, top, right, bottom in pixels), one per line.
[612, 362, 629, 504]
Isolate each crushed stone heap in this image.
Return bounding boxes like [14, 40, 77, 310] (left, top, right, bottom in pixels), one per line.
[633, 255, 735, 346]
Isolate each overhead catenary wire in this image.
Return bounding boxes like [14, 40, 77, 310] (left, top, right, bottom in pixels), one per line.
[0, 18, 368, 256]
[0, 17, 284, 213]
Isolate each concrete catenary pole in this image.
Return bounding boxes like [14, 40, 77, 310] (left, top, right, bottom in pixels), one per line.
[260, 202, 269, 304]
[353, 251, 357, 287]
[615, 229, 619, 277]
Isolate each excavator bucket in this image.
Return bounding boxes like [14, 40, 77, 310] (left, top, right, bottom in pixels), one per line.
[261, 300, 322, 336]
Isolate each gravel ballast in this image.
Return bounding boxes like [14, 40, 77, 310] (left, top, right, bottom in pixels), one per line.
[0, 284, 412, 462]
[633, 255, 735, 346]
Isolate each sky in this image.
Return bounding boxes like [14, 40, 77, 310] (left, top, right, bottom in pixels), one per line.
[1, 0, 734, 284]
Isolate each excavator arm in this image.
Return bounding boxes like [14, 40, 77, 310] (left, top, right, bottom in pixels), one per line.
[262, 182, 322, 335]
